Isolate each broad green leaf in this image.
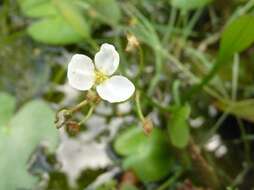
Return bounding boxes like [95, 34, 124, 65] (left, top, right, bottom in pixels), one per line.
[216, 99, 254, 122]
[53, 0, 90, 38]
[0, 100, 59, 190]
[218, 15, 254, 62]
[0, 92, 15, 127]
[168, 105, 190, 148]
[114, 125, 148, 156]
[18, 0, 57, 18]
[171, 0, 212, 10]
[114, 127, 174, 182]
[87, 0, 121, 25]
[27, 16, 84, 45]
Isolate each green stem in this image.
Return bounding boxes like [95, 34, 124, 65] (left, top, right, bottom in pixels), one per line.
[228, 0, 254, 23]
[173, 80, 181, 106]
[162, 6, 177, 46]
[156, 168, 183, 190]
[182, 8, 203, 43]
[78, 105, 95, 125]
[232, 54, 239, 101]
[70, 99, 88, 113]
[232, 135, 254, 143]
[144, 94, 173, 113]
[231, 164, 250, 187]
[159, 48, 226, 103]
[202, 112, 228, 144]
[135, 91, 145, 121]
[185, 47, 229, 99]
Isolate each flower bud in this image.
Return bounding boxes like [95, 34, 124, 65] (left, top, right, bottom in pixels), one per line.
[142, 117, 153, 135]
[125, 34, 140, 52]
[66, 121, 80, 135]
[119, 170, 138, 189]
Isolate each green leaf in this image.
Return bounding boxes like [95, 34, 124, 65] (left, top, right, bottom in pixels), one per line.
[216, 99, 254, 122]
[184, 15, 254, 101]
[218, 15, 254, 62]
[27, 16, 84, 45]
[114, 126, 148, 156]
[19, 0, 90, 43]
[0, 100, 59, 190]
[0, 92, 15, 127]
[53, 0, 90, 38]
[168, 105, 190, 148]
[114, 127, 174, 182]
[18, 0, 57, 18]
[87, 0, 121, 25]
[171, 0, 212, 10]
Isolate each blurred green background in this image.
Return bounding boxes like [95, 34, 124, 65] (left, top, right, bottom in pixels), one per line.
[1, 0, 254, 189]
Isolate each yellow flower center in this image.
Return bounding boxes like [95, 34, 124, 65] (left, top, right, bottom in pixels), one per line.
[95, 70, 108, 85]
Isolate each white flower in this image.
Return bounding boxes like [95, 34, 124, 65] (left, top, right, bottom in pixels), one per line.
[67, 43, 135, 103]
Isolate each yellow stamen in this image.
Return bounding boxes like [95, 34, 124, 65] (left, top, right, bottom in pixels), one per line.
[95, 70, 108, 85]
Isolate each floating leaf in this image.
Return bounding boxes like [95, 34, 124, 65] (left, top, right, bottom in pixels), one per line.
[171, 0, 212, 10]
[168, 105, 190, 148]
[114, 127, 174, 182]
[27, 16, 84, 45]
[0, 100, 59, 190]
[114, 125, 148, 156]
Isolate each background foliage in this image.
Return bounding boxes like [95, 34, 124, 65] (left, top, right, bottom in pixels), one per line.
[1, 0, 254, 189]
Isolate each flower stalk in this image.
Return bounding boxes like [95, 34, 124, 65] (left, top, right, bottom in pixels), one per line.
[69, 99, 88, 113]
[78, 105, 95, 126]
[135, 90, 153, 135]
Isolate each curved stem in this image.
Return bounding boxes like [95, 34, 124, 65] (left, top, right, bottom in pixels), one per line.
[70, 99, 88, 113]
[78, 105, 95, 125]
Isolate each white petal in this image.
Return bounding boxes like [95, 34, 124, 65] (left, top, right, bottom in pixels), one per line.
[96, 75, 135, 103]
[94, 43, 119, 76]
[67, 54, 95, 91]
